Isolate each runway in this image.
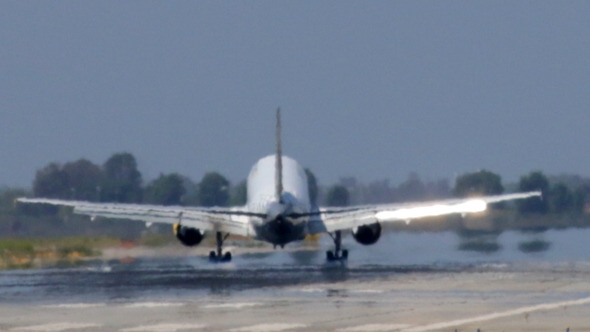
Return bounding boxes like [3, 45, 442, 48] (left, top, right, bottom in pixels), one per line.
[1, 229, 590, 331]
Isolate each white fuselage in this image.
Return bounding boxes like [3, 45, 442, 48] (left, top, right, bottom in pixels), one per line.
[245, 155, 311, 245]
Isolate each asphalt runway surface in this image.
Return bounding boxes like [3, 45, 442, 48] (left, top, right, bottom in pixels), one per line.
[1, 229, 590, 331]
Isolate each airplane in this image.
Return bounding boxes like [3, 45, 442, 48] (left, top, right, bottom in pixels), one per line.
[18, 109, 541, 262]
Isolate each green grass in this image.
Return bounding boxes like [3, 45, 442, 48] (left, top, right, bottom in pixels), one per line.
[137, 234, 176, 247]
[0, 234, 187, 270]
[0, 236, 123, 270]
[0, 239, 35, 254]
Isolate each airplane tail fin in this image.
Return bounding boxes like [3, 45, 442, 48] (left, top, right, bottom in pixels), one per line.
[275, 108, 283, 202]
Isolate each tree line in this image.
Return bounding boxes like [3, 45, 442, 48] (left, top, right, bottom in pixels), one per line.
[32, 152, 242, 207]
[327, 170, 589, 216]
[453, 170, 588, 215]
[17, 152, 590, 215]
[1, 152, 589, 238]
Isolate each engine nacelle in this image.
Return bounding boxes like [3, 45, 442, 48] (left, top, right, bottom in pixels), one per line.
[352, 222, 382, 245]
[173, 224, 204, 247]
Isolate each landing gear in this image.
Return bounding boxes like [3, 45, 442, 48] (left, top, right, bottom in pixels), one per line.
[326, 230, 348, 261]
[209, 232, 232, 263]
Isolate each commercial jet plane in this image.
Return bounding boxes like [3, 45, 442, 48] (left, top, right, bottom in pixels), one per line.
[18, 110, 541, 262]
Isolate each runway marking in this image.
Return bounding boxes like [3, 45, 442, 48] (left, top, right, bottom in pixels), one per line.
[299, 287, 324, 293]
[203, 302, 261, 309]
[400, 296, 590, 332]
[339, 324, 411, 331]
[123, 302, 184, 308]
[229, 323, 307, 332]
[11, 322, 101, 331]
[42, 303, 106, 309]
[120, 323, 206, 332]
[352, 289, 382, 294]
[300, 287, 382, 295]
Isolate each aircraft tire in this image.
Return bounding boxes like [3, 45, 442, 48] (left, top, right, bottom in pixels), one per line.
[326, 251, 335, 261]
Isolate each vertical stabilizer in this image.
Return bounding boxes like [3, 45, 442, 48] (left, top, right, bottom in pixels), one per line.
[275, 108, 283, 202]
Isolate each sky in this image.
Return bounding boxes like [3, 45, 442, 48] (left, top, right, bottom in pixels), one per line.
[1, 1, 590, 189]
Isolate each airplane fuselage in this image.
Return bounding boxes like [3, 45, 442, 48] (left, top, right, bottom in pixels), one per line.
[246, 155, 311, 246]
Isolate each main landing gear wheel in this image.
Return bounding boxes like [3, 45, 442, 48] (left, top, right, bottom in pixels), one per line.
[326, 249, 348, 261]
[209, 232, 232, 263]
[326, 230, 348, 262]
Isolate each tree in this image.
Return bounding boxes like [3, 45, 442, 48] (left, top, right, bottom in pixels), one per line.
[423, 178, 452, 199]
[144, 173, 186, 206]
[305, 168, 318, 206]
[100, 153, 143, 203]
[62, 159, 103, 201]
[0, 188, 28, 214]
[453, 170, 504, 197]
[198, 172, 229, 207]
[33, 163, 69, 198]
[549, 183, 574, 214]
[573, 186, 588, 214]
[229, 180, 247, 206]
[364, 179, 395, 204]
[179, 177, 200, 206]
[33, 160, 103, 201]
[518, 171, 549, 214]
[397, 172, 427, 201]
[338, 177, 362, 205]
[326, 185, 349, 207]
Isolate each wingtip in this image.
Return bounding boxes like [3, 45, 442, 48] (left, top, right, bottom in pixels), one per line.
[13, 197, 26, 206]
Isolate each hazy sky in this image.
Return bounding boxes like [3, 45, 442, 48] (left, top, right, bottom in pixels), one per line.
[2, 1, 590, 188]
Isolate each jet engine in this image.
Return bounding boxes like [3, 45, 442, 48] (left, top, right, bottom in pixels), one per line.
[352, 222, 382, 245]
[173, 224, 204, 247]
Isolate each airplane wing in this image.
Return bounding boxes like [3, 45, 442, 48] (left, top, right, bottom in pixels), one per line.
[16, 198, 261, 237]
[305, 191, 541, 234]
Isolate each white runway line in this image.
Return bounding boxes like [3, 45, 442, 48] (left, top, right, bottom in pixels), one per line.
[41, 303, 106, 309]
[11, 322, 101, 331]
[299, 287, 324, 293]
[338, 323, 411, 331]
[400, 296, 590, 332]
[202, 302, 261, 309]
[299, 287, 382, 295]
[352, 289, 383, 294]
[120, 323, 206, 332]
[228, 323, 307, 332]
[123, 302, 185, 308]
